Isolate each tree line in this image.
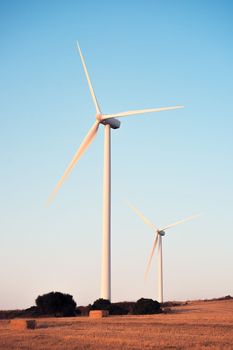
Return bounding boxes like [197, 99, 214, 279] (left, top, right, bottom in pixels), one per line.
[0, 291, 162, 318]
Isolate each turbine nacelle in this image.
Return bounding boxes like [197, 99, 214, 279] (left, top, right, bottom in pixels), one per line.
[158, 230, 165, 236]
[96, 114, 121, 129]
[101, 118, 121, 129]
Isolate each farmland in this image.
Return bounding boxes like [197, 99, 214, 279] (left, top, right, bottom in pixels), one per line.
[0, 299, 232, 349]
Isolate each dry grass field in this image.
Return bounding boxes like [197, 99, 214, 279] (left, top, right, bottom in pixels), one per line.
[0, 299, 232, 350]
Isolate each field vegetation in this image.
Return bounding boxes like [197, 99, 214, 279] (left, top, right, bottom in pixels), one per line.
[0, 299, 232, 349]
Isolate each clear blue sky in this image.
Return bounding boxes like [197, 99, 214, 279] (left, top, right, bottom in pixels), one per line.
[0, 0, 233, 309]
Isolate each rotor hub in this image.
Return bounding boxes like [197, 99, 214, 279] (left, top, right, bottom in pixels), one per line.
[96, 114, 102, 121]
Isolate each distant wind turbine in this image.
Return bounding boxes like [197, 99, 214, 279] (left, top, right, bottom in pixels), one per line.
[48, 42, 184, 301]
[128, 203, 200, 303]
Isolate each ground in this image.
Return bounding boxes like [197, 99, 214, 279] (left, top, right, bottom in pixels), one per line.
[0, 299, 232, 349]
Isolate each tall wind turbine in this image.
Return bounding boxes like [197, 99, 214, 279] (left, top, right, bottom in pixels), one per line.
[48, 42, 184, 301]
[128, 203, 199, 303]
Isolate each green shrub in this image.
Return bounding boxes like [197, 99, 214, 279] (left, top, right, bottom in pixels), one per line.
[36, 291, 77, 317]
[132, 298, 161, 315]
[91, 298, 111, 311]
[91, 299, 128, 315]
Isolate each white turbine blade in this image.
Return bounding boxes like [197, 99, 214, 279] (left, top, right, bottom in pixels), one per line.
[160, 213, 201, 232]
[127, 202, 158, 232]
[77, 42, 101, 114]
[145, 233, 159, 278]
[47, 121, 99, 205]
[102, 105, 184, 120]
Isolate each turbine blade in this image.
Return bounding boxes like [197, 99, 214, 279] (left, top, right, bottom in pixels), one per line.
[102, 105, 184, 120]
[145, 233, 159, 278]
[47, 121, 99, 205]
[127, 202, 158, 232]
[77, 42, 101, 114]
[160, 213, 201, 231]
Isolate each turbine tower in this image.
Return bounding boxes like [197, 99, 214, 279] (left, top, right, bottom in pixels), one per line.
[128, 203, 199, 303]
[48, 43, 184, 301]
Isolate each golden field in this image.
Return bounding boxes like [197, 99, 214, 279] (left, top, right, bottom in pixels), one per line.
[0, 299, 232, 350]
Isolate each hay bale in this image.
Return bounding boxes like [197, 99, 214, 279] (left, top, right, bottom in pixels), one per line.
[89, 310, 109, 318]
[11, 319, 36, 330]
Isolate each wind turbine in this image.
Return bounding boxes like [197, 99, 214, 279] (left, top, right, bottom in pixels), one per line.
[128, 203, 199, 303]
[48, 42, 184, 301]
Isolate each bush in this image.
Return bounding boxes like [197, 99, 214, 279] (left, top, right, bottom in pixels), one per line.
[113, 302, 135, 315]
[36, 292, 77, 317]
[90, 299, 129, 315]
[91, 298, 111, 311]
[132, 298, 161, 315]
[109, 303, 128, 315]
[77, 304, 92, 316]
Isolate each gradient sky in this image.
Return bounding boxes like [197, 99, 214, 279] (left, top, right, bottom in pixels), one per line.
[0, 0, 233, 309]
